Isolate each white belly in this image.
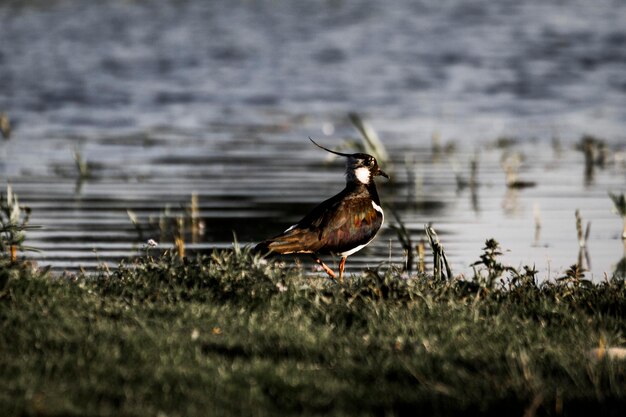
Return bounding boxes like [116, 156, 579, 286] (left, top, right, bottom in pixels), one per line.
[339, 241, 372, 257]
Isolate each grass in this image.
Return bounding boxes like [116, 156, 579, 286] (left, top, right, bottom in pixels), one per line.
[1, 247, 625, 417]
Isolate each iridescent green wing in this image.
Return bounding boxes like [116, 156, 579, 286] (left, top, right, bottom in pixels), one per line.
[319, 197, 382, 253]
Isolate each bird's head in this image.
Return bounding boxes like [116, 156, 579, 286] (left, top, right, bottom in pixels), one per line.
[309, 138, 389, 185]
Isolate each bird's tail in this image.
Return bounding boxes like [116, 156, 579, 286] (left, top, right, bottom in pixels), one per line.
[254, 241, 271, 254]
[255, 228, 317, 255]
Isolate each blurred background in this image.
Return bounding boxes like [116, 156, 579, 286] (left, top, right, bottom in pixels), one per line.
[0, 0, 625, 279]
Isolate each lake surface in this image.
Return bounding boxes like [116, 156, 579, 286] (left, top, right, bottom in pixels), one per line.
[1, 0, 625, 280]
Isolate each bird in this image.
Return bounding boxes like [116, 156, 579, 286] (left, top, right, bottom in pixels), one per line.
[255, 138, 389, 282]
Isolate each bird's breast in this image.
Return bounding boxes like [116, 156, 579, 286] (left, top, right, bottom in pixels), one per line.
[318, 196, 384, 255]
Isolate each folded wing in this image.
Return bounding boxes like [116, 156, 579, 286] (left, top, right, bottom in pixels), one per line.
[256, 193, 382, 255]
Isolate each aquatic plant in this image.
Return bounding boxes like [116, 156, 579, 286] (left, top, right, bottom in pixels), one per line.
[0, 184, 38, 263]
[126, 209, 144, 241]
[73, 148, 91, 180]
[127, 194, 204, 260]
[614, 248, 626, 280]
[578, 135, 610, 185]
[454, 154, 479, 191]
[494, 135, 518, 149]
[578, 135, 608, 167]
[416, 238, 426, 273]
[348, 112, 390, 167]
[609, 192, 626, 239]
[509, 264, 539, 288]
[557, 263, 592, 288]
[500, 152, 536, 189]
[575, 209, 591, 270]
[425, 225, 452, 280]
[471, 238, 516, 289]
[0, 112, 11, 139]
[533, 203, 542, 246]
[575, 209, 591, 248]
[149, 204, 186, 259]
[431, 131, 457, 161]
[389, 210, 414, 272]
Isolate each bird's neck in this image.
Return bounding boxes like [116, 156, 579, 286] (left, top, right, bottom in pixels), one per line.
[345, 179, 381, 205]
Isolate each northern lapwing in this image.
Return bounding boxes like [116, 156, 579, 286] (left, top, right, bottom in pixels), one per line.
[256, 138, 388, 282]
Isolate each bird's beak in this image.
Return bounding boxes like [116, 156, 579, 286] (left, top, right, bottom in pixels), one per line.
[377, 168, 389, 179]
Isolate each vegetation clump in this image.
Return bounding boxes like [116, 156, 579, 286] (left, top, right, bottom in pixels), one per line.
[0, 185, 37, 265]
[1, 245, 625, 417]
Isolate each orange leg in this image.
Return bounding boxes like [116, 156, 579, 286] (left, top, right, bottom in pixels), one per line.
[339, 256, 347, 283]
[311, 255, 336, 280]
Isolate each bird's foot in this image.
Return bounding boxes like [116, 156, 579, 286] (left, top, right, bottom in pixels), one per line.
[338, 257, 347, 284]
[319, 262, 336, 280]
[311, 255, 337, 280]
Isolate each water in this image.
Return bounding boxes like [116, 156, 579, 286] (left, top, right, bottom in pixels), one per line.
[1, 0, 625, 280]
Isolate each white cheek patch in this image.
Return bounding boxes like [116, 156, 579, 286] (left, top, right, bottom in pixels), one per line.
[354, 167, 370, 184]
